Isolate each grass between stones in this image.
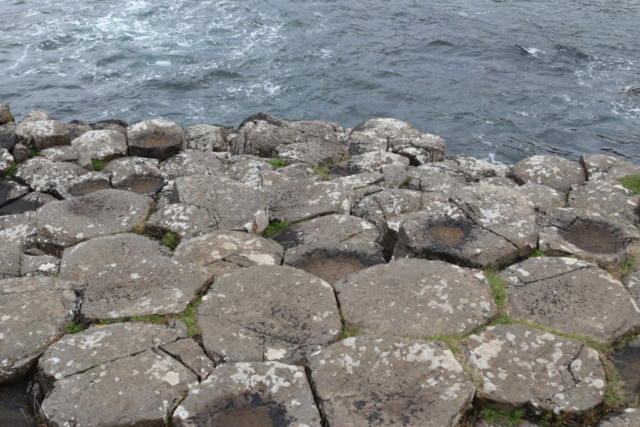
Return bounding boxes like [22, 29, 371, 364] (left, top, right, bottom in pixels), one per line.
[313, 165, 330, 180]
[619, 174, 640, 195]
[6, 164, 17, 176]
[264, 220, 291, 237]
[478, 407, 525, 427]
[29, 149, 37, 157]
[527, 249, 547, 258]
[162, 231, 179, 249]
[61, 323, 84, 335]
[267, 158, 288, 169]
[91, 159, 106, 171]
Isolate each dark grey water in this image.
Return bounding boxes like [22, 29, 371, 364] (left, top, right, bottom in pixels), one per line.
[1, 0, 639, 164]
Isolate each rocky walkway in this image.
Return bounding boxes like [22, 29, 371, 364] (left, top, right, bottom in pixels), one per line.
[1, 104, 640, 426]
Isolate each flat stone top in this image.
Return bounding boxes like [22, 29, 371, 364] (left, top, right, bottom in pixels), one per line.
[501, 257, 640, 342]
[0, 276, 81, 294]
[272, 214, 376, 250]
[335, 258, 497, 337]
[508, 155, 586, 194]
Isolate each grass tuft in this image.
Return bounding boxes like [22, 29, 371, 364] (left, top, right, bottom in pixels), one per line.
[264, 220, 291, 237]
[172, 297, 203, 338]
[528, 250, 547, 258]
[619, 174, 640, 195]
[30, 149, 38, 157]
[267, 158, 288, 169]
[6, 164, 17, 176]
[484, 270, 509, 313]
[91, 159, 106, 171]
[341, 324, 360, 340]
[61, 323, 84, 335]
[162, 231, 179, 249]
[478, 408, 525, 427]
[313, 165, 330, 180]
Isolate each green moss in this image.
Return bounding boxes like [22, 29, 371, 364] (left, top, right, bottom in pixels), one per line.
[61, 323, 84, 335]
[29, 149, 38, 157]
[6, 164, 17, 176]
[619, 174, 640, 195]
[267, 158, 288, 169]
[99, 318, 125, 325]
[340, 325, 360, 340]
[172, 297, 203, 338]
[264, 221, 291, 237]
[129, 315, 167, 324]
[478, 408, 525, 427]
[484, 270, 509, 313]
[91, 159, 106, 171]
[313, 165, 330, 180]
[162, 231, 179, 249]
[527, 250, 547, 258]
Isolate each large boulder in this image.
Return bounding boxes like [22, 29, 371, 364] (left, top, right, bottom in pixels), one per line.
[172, 362, 321, 426]
[335, 259, 497, 337]
[0, 104, 14, 125]
[127, 119, 185, 160]
[173, 231, 283, 280]
[461, 324, 605, 415]
[231, 113, 347, 160]
[174, 175, 269, 234]
[15, 120, 71, 151]
[184, 124, 228, 152]
[13, 157, 89, 193]
[508, 155, 586, 194]
[71, 129, 127, 161]
[307, 336, 474, 426]
[501, 257, 640, 342]
[567, 180, 640, 226]
[268, 180, 351, 223]
[347, 118, 446, 164]
[0, 277, 81, 383]
[35, 189, 153, 256]
[198, 265, 341, 364]
[102, 156, 166, 195]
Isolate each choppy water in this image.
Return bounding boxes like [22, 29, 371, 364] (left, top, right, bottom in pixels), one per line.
[1, 0, 639, 164]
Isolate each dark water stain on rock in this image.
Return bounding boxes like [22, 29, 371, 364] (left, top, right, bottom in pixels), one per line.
[0, 378, 37, 427]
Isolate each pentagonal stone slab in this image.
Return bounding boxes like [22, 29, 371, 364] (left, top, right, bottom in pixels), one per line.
[461, 324, 606, 415]
[508, 155, 586, 194]
[198, 265, 341, 364]
[515, 183, 566, 210]
[159, 151, 226, 181]
[598, 409, 640, 427]
[102, 156, 166, 195]
[352, 189, 426, 228]
[127, 119, 185, 160]
[14, 157, 89, 192]
[41, 349, 197, 427]
[231, 113, 347, 158]
[71, 129, 127, 161]
[568, 180, 640, 226]
[501, 257, 640, 342]
[268, 180, 351, 223]
[0, 178, 29, 207]
[145, 203, 216, 240]
[612, 336, 640, 403]
[184, 124, 228, 152]
[36, 189, 153, 255]
[284, 240, 385, 285]
[0, 277, 81, 383]
[335, 259, 497, 337]
[38, 322, 182, 393]
[307, 336, 474, 427]
[173, 362, 321, 427]
[39, 145, 79, 162]
[272, 214, 377, 250]
[173, 231, 283, 280]
[175, 175, 269, 233]
[15, 120, 70, 151]
[538, 208, 639, 264]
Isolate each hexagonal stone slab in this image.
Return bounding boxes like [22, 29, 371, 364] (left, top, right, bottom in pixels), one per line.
[158, 151, 226, 181]
[501, 257, 640, 342]
[272, 214, 377, 250]
[568, 180, 640, 226]
[335, 259, 497, 337]
[598, 408, 640, 427]
[36, 189, 153, 255]
[0, 277, 81, 383]
[307, 336, 474, 427]
[268, 180, 351, 223]
[102, 156, 166, 195]
[41, 349, 197, 427]
[173, 362, 321, 426]
[127, 119, 185, 160]
[173, 231, 283, 280]
[538, 208, 639, 264]
[508, 155, 586, 194]
[461, 324, 606, 415]
[198, 265, 341, 364]
[352, 189, 426, 228]
[71, 129, 127, 161]
[14, 157, 89, 192]
[175, 175, 269, 234]
[15, 120, 70, 151]
[184, 124, 228, 152]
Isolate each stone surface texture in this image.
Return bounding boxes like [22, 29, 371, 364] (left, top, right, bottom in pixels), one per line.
[127, 119, 185, 160]
[508, 155, 586, 194]
[71, 129, 127, 161]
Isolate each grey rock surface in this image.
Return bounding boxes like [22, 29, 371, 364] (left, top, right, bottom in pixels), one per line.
[36, 189, 153, 255]
[14, 157, 89, 192]
[268, 180, 351, 223]
[335, 259, 497, 337]
[611, 336, 640, 404]
[102, 156, 166, 195]
[598, 409, 640, 427]
[0, 178, 29, 207]
[11, 142, 29, 164]
[127, 119, 185, 160]
[145, 203, 215, 240]
[516, 183, 566, 210]
[39, 145, 79, 163]
[160, 338, 215, 381]
[173, 362, 321, 427]
[329, 150, 410, 176]
[275, 139, 347, 167]
[406, 162, 469, 197]
[624, 270, 640, 307]
[461, 324, 606, 415]
[0, 122, 17, 151]
[159, 151, 225, 181]
[352, 189, 426, 227]
[198, 265, 341, 364]
[71, 129, 127, 161]
[15, 120, 71, 151]
[0, 191, 56, 216]
[54, 171, 112, 199]
[19, 253, 60, 277]
[0, 148, 15, 175]
[0, 104, 14, 125]
[567, 180, 640, 226]
[307, 336, 474, 427]
[501, 257, 640, 342]
[0, 277, 81, 384]
[184, 124, 228, 152]
[508, 155, 586, 194]
[21, 110, 51, 123]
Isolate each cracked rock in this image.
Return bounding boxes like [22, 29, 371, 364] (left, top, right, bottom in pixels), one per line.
[307, 336, 474, 427]
[36, 189, 153, 256]
[127, 119, 185, 160]
[198, 265, 341, 364]
[160, 339, 215, 381]
[406, 162, 470, 197]
[268, 180, 351, 223]
[538, 208, 639, 264]
[102, 156, 166, 195]
[0, 277, 81, 384]
[352, 189, 427, 228]
[508, 155, 586, 194]
[71, 129, 127, 161]
[184, 124, 228, 152]
[567, 180, 640, 226]
[15, 120, 71, 152]
[580, 154, 640, 181]
[501, 257, 640, 342]
[54, 171, 112, 199]
[173, 361, 321, 427]
[335, 259, 497, 337]
[461, 324, 606, 415]
[275, 138, 347, 167]
[173, 230, 284, 280]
